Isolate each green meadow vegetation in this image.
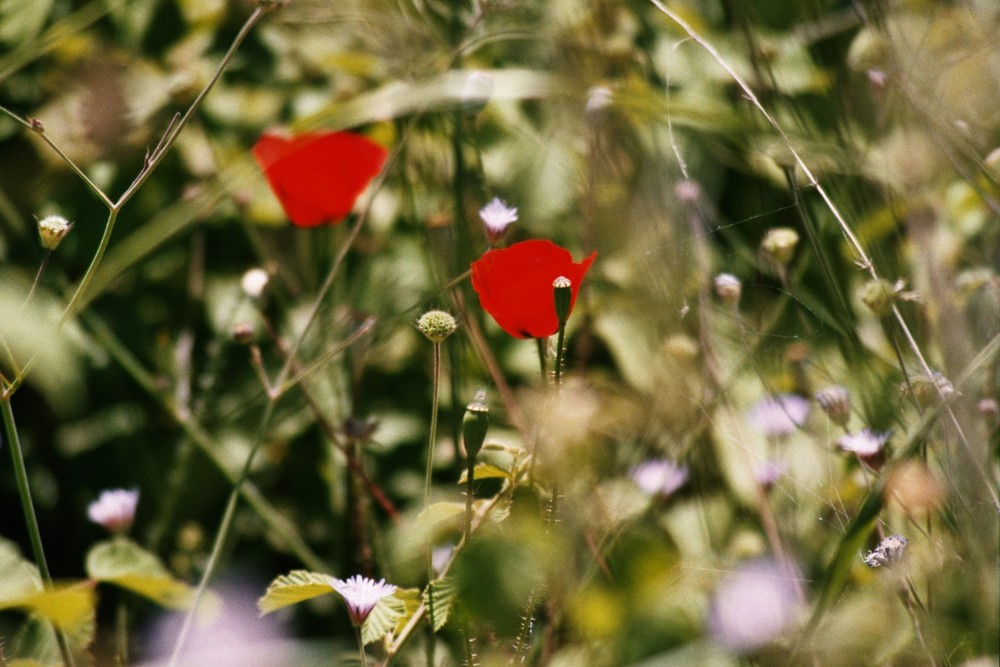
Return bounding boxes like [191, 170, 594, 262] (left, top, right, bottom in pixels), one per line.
[0, 0, 997, 665]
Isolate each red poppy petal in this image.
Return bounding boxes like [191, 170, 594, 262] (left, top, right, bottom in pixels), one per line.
[253, 131, 388, 227]
[471, 240, 596, 339]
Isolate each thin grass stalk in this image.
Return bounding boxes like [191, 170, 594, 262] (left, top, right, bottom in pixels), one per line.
[1, 398, 75, 667]
[166, 399, 277, 667]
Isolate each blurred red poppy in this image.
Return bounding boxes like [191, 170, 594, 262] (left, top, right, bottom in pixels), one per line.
[253, 131, 387, 227]
[471, 240, 597, 339]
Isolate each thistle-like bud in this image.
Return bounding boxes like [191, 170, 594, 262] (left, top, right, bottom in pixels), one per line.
[815, 385, 851, 427]
[761, 228, 799, 265]
[37, 214, 72, 250]
[462, 390, 489, 462]
[861, 278, 896, 316]
[417, 309, 457, 343]
[714, 273, 742, 306]
[553, 276, 572, 325]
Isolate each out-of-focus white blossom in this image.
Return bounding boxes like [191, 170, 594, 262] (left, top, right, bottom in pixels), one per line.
[87, 488, 139, 534]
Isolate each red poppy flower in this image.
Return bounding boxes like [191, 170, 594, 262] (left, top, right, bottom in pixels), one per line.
[252, 131, 387, 227]
[471, 239, 597, 339]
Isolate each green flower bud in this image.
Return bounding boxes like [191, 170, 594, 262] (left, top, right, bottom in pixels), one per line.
[462, 391, 489, 462]
[417, 309, 457, 343]
[761, 228, 799, 265]
[553, 276, 572, 325]
[861, 278, 897, 317]
[37, 214, 72, 250]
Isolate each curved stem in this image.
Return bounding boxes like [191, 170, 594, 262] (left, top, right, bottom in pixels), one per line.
[61, 208, 117, 324]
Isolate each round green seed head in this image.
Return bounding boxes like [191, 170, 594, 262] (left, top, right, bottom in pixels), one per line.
[417, 309, 457, 343]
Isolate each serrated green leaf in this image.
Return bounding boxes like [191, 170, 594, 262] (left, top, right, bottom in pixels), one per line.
[85, 537, 195, 609]
[423, 578, 456, 632]
[257, 570, 335, 615]
[458, 463, 512, 484]
[360, 592, 406, 645]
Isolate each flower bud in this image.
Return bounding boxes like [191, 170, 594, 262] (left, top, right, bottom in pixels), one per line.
[479, 197, 517, 245]
[761, 228, 799, 265]
[553, 276, 572, 325]
[232, 322, 255, 344]
[462, 391, 489, 461]
[241, 268, 269, 299]
[37, 215, 72, 250]
[88, 488, 139, 534]
[815, 385, 851, 427]
[417, 309, 457, 343]
[714, 273, 742, 306]
[861, 278, 896, 316]
[460, 71, 494, 116]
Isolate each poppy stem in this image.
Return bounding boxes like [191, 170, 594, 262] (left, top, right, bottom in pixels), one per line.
[536, 337, 548, 382]
[554, 322, 567, 386]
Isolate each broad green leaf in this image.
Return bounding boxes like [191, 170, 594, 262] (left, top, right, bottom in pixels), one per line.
[258, 570, 335, 615]
[0, 0, 54, 46]
[0, 537, 43, 602]
[423, 578, 456, 632]
[10, 584, 95, 632]
[458, 463, 512, 484]
[0, 276, 84, 407]
[85, 538, 195, 609]
[360, 591, 407, 646]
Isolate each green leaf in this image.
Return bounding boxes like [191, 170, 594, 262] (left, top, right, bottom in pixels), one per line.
[0, 537, 43, 602]
[458, 463, 512, 484]
[0, 0, 54, 46]
[423, 578, 456, 632]
[10, 584, 95, 633]
[85, 537, 195, 609]
[257, 570, 335, 615]
[360, 591, 407, 646]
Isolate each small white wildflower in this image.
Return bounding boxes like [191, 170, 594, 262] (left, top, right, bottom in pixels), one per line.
[863, 534, 909, 568]
[478, 197, 518, 243]
[748, 394, 810, 439]
[836, 429, 890, 458]
[241, 268, 269, 299]
[37, 214, 72, 250]
[87, 488, 139, 534]
[331, 575, 397, 626]
[707, 558, 802, 653]
[630, 459, 688, 498]
[713, 273, 742, 306]
[585, 86, 613, 114]
[460, 70, 494, 114]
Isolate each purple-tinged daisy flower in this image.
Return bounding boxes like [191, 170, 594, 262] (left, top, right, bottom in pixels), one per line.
[331, 575, 397, 626]
[837, 429, 891, 468]
[752, 460, 785, 490]
[707, 559, 802, 654]
[630, 460, 689, 498]
[478, 197, 518, 244]
[748, 394, 810, 438]
[87, 488, 139, 534]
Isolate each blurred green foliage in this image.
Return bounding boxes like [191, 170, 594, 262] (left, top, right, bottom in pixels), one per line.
[0, 0, 997, 665]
